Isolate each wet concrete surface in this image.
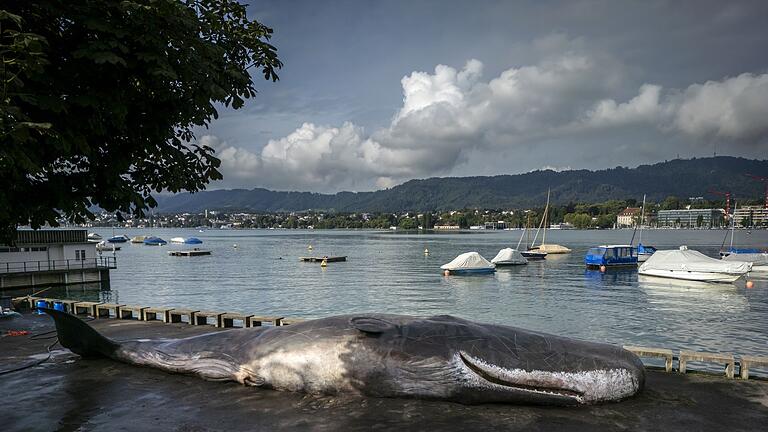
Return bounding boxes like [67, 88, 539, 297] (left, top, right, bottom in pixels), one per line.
[1, 312, 767, 431]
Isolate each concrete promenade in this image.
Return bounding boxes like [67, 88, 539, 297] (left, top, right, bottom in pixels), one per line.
[2, 313, 767, 431]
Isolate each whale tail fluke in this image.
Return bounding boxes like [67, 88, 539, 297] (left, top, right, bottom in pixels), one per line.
[42, 308, 119, 358]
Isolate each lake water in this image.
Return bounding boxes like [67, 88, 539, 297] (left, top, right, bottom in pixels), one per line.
[82, 227, 768, 362]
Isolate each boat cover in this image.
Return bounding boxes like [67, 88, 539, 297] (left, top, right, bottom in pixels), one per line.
[491, 248, 527, 264]
[184, 237, 203, 244]
[441, 252, 495, 270]
[640, 248, 751, 274]
[723, 252, 768, 266]
[170, 237, 186, 243]
[535, 244, 572, 253]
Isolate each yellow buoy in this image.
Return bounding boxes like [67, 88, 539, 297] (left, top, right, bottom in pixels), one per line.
[308, 245, 313, 250]
[321, 258, 327, 267]
[746, 280, 754, 289]
[233, 244, 238, 249]
[444, 270, 450, 276]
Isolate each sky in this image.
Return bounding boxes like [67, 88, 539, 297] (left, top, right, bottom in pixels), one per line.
[197, 0, 768, 192]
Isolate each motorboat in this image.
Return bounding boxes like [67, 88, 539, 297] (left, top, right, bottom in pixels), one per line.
[491, 248, 528, 266]
[107, 234, 130, 243]
[143, 236, 168, 246]
[722, 252, 768, 275]
[440, 252, 496, 275]
[184, 237, 203, 244]
[585, 245, 637, 269]
[87, 232, 102, 242]
[170, 237, 186, 244]
[638, 246, 751, 283]
[130, 235, 147, 243]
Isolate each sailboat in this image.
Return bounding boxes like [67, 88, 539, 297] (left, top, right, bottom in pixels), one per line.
[519, 212, 546, 259]
[528, 189, 572, 254]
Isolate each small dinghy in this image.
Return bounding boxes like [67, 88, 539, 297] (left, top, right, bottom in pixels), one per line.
[491, 248, 528, 266]
[441, 252, 496, 275]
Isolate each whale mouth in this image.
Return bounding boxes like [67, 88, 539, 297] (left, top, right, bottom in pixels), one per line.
[458, 351, 584, 400]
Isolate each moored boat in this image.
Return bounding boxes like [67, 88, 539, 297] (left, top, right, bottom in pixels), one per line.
[585, 245, 637, 269]
[491, 248, 528, 266]
[184, 237, 203, 244]
[722, 252, 768, 274]
[636, 243, 657, 263]
[170, 237, 186, 244]
[87, 232, 102, 242]
[440, 252, 495, 275]
[639, 246, 751, 283]
[143, 236, 168, 246]
[130, 235, 147, 243]
[107, 234, 130, 243]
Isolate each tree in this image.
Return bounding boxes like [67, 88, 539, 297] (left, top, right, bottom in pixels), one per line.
[0, 1, 281, 243]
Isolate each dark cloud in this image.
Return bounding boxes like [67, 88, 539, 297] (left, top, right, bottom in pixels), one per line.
[201, 1, 768, 192]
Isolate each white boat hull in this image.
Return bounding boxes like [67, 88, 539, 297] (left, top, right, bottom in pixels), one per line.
[638, 269, 744, 283]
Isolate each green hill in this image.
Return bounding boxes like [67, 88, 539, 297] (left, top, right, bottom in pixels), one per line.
[155, 156, 768, 213]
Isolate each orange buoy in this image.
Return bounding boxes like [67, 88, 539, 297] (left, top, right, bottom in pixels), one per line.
[746, 280, 754, 289]
[444, 270, 450, 276]
[599, 265, 607, 273]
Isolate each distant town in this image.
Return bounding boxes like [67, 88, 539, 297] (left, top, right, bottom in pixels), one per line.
[68, 196, 768, 231]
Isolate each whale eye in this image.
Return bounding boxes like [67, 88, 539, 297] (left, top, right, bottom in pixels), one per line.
[349, 317, 396, 334]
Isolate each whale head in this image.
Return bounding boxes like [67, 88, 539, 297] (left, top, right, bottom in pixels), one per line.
[347, 314, 645, 405]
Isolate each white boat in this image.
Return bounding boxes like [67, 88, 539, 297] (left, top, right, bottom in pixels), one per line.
[441, 252, 496, 274]
[96, 240, 120, 252]
[638, 246, 751, 283]
[87, 232, 102, 242]
[722, 252, 768, 275]
[130, 235, 147, 243]
[170, 237, 186, 244]
[491, 248, 528, 266]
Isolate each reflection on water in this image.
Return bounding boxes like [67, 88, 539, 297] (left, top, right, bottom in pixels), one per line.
[82, 228, 768, 358]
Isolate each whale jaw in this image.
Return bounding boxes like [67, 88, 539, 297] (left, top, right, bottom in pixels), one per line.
[455, 351, 643, 404]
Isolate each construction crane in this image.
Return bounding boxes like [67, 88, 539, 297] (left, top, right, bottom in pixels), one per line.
[745, 174, 768, 209]
[707, 189, 731, 217]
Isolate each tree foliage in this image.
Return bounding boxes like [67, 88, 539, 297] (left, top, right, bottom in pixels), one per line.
[0, 1, 281, 243]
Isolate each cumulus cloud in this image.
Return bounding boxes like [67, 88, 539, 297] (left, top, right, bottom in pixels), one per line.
[205, 37, 768, 192]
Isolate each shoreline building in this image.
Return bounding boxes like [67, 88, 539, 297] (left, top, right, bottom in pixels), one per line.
[656, 209, 724, 228]
[733, 206, 768, 227]
[617, 208, 642, 228]
[0, 229, 116, 290]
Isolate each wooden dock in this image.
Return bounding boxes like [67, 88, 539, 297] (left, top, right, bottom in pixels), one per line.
[299, 256, 347, 262]
[168, 249, 211, 257]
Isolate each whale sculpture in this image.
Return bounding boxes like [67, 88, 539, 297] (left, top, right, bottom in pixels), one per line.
[43, 309, 644, 405]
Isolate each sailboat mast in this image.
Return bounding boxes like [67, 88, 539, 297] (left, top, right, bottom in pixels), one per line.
[639, 194, 646, 244]
[543, 189, 550, 245]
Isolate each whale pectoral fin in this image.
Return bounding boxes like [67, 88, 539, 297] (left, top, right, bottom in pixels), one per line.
[349, 316, 397, 334]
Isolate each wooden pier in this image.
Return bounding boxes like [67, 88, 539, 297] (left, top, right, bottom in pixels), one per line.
[168, 249, 211, 257]
[299, 256, 347, 262]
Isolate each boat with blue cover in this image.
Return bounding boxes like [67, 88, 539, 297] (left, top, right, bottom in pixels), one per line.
[585, 245, 638, 269]
[107, 234, 130, 243]
[143, 236, 167, 246]
[184, 237, 203, 244]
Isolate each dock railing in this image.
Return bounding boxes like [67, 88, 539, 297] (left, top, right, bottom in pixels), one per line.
[0, 256, 117, 274]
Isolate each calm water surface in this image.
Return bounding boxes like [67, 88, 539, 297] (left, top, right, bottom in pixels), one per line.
[92, 228, 768, 359]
